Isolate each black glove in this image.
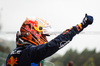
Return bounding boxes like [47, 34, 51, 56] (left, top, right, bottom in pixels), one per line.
[82, 14, 93, 28]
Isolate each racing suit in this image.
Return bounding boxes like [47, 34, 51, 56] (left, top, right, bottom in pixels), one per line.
[5, 14, 93, 66]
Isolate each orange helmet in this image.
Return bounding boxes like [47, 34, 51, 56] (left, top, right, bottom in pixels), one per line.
[16, 17, 51, 46]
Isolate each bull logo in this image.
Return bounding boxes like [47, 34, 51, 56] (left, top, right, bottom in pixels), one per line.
[7, 56, 18, 66]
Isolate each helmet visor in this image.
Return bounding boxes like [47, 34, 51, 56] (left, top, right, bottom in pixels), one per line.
[42, 26, 53, 36]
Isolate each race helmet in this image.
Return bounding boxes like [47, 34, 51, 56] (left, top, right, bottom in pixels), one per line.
[16, 17, 51, 46]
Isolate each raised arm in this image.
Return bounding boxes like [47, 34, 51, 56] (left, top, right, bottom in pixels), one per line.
[30, 14, 93, 63]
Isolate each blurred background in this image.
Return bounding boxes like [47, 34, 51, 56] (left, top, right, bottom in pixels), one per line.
[0, 0, 100, 66]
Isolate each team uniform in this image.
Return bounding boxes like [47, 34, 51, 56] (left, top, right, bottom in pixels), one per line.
[5, 14, 93, 66]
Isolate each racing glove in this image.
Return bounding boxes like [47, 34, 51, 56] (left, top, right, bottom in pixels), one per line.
[81, 14, 93, 28]
[69, 14, 93, 34]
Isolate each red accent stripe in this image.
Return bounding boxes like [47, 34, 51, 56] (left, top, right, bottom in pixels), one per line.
[76, 25, 80, 31]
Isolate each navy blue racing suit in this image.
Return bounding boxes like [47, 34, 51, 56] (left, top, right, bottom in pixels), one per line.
[5, 24, 87, 66]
